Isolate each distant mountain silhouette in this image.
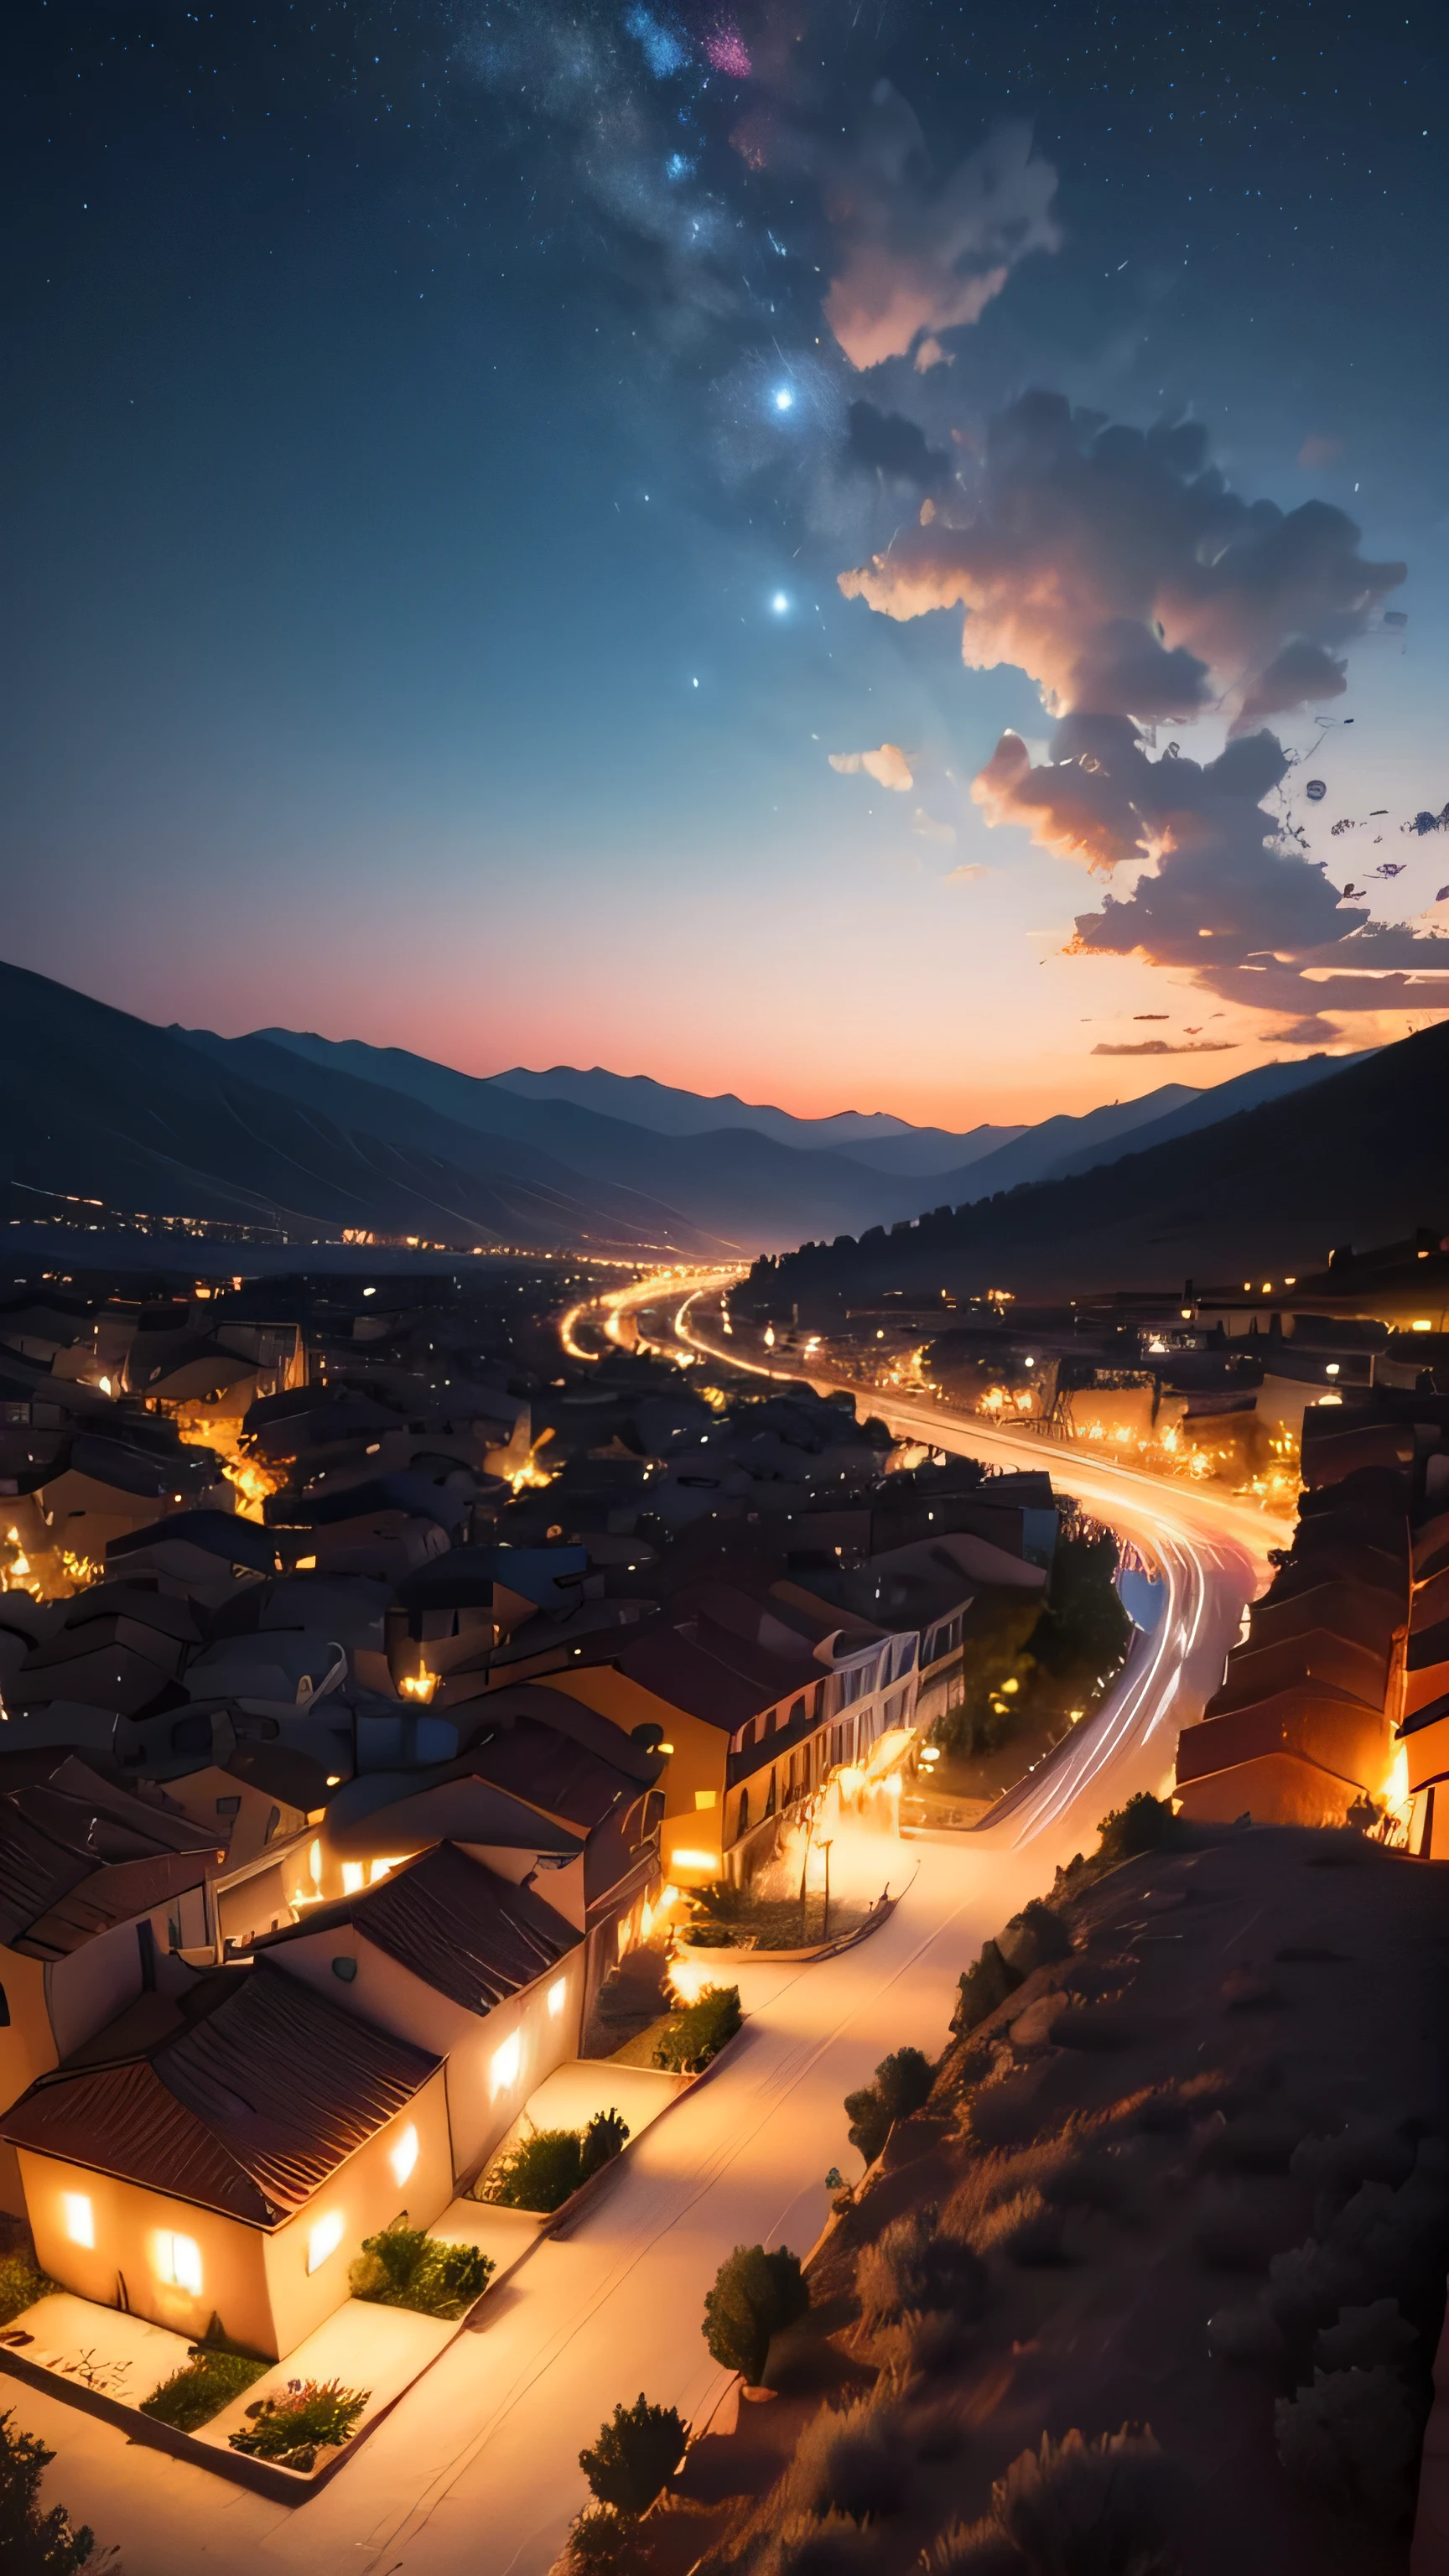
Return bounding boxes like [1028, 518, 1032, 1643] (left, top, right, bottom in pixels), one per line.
[0, 961, 704, 1255]
[748, 1023, 1449, 1302]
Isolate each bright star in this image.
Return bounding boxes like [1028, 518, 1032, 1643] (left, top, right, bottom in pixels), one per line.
[771, 593, 789, 615]
[773, 387, 794, 412]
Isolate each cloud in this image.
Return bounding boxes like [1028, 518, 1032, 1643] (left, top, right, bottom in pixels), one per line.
[820, 102, 1061, 371]
[835, 391, 1434, 1036]
[1297, 434, 1343, 470]
[829, 742, 913, 791]
[845, 400, 950, 490]
[1091, 1037, 1239, 1056]
[839, 393, 1405, 730]
[911, 809, 956, 844]
[943, 862, 988, 883]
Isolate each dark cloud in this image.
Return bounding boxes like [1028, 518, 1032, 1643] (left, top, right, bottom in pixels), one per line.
[845, 399, 950, 489]
[1234, 637, 1347, 732]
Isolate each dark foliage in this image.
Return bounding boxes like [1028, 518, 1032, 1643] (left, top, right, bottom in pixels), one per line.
[703, 2244, 811, 2385]
[579, 2394, 687, 2515]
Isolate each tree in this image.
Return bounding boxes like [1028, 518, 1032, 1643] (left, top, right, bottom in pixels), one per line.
[0, 2412, 97, 2576]
[844, 2047, 935, 2166]
[579, 2395, 687, 2515]
[703, 2245, 810, 2386]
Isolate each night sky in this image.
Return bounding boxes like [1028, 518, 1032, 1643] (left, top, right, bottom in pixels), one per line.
[5, 1, 1448, 1124]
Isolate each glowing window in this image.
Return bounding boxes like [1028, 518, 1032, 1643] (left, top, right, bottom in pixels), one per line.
[693, 1789, 717, 1810]
[369, 1857, 398, 1884]
[490, 2030, 522, 2096]
[307, 2210, 345, 2274]
[61, 2193, 94, 2249]
[309, 1839, 323, 1886]
[341, 1863, 364, 1895]
[155, 2231, 203, 2295]
[547, 1976, 568, 2019]
[389, 2124, 419, 2188]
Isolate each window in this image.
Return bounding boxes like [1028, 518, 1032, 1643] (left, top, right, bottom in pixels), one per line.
[331, 1955, 357, 1982]
[62, 2194, 94, 2248]
[341, 1863, 365, 1896]
[154, 2231, 203, 2296]
[308, 2210, 345, 2273]
[547, 1977, 568, 2018]
[309, 1839, 323, 1887]
[0, 1982, 8, 2028]
[389, 2125, 419, 2188]
[693, 1789, 717, 1810]
[215, 1796, 242, 1816]
[491, 2030, 522, 2096]
[736, 1788, 750, 1839]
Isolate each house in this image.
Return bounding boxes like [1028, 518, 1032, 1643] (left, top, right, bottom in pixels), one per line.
[257, 1839, 582, 2184]
[543, 1576, 923, 1884]
[0, 1749, 224, 2189]
[0, 1961, 449, 2360]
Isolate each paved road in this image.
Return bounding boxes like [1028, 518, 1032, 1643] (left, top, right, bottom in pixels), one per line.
[9, 1287, 1290, 2576]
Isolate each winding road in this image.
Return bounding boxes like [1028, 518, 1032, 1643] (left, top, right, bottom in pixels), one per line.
[9, 1279, 1291, 2576]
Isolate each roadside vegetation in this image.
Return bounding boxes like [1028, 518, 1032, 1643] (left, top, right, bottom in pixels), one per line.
[927, 1526, 1133, 1801]
[481, 2109, 631, 2212]
[349, 2217, 494, 2316]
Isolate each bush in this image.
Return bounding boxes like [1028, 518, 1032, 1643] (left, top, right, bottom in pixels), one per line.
[702, 2244, 810, 2386]
[1095, 1792, 1177, 1870]
[579, 2394, 687, 2515]
[141, 2345, 268, 2430]
[759, 2511, 878, 2576]
[856, 2211, 987, 2329]
[349, 2218, 495, 2318]
[229, 2377, 370, 2472]
[653, 1985, 741, 2071]
[950, 1944, 1020, 2038]
[0, 2251, 55, 2329]
[562, 2504, 641, 2576]
[0, 2410, 97, 2574]
[991, 2425, 1176, 2572]
[926, 2521, 1024, 2576]
[995, 1901, 1073, 1979]
[1275, 2366, 1425, 2522]
[486, 2111, 631, 2213]
[785, 2394, 910, 2523]
[844, 2047, 934, 2166]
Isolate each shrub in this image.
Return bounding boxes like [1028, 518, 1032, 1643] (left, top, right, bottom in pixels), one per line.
[0, 2410, 97, 2574]
[1275, 2366, 1425, 2522]
[653, 1985, 741, 2071]
[995, 1901, 1073, 1979]
[1095, 1792, 1177, 1870]
[581, 2108, 631, 2179]
[926, 2521, 1024, 2576]
[855, 2211, 987, 2329]
[486, 2111, 631, 2213]
[702, 2244, 810, 2386]
[563, 2504, 641, 2576]
[950, 1943, 1020, 2038]
[1028, 1529, 1132, 1683]
[759, 2511, 879, 2576]
[349, 2218, 495, 2318]
[229, 2378, 370, 2472]
[991, 2425, 1176, 2572]
[785, 2395, 910, 2524]
[844, 2047, 934, 2166]
[579, 2395, 687, 2516]
[0, 2251, 55, 2329]
[141, 2346, 268, 2430]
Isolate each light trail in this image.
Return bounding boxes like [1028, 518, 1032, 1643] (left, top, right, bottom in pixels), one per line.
[664, 1287, 1293, 1852]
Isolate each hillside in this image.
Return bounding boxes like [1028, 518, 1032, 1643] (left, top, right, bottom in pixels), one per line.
[748, 1021, 1449, 1303]
[0, 961, 703, 1256]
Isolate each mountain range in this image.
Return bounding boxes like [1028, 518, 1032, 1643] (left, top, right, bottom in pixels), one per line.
[750, 1021, 1449, 1301]
[0, 956, 1376, 1262]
